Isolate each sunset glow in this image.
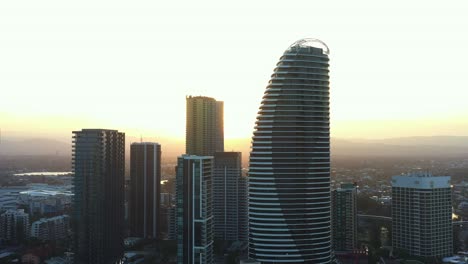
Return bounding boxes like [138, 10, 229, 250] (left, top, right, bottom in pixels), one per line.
[1, 1, 468, 143]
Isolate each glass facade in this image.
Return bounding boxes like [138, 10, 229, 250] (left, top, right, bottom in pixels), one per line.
[176, 155, 214, 264]
[248, 39, 332, 263]
[212, 152, 247, 242]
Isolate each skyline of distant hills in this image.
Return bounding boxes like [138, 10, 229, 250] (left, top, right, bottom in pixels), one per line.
[1, 135, 467, 173]
[1, 136, 468, 161]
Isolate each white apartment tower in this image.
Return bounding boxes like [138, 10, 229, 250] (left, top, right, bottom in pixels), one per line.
[30, 215, 70, 241]
[392, 173, 452, 258]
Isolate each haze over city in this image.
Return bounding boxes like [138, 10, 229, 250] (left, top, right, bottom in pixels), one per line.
[2, 0, 468, 146]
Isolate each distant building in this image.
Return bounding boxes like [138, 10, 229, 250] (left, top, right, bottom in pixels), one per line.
[30, 215, 70, 241]
[166, 205, 177, 240]
[0, 186, 31, 212]
[332, 183, 357, 252]
[72, 129, 125, 264]
[159, 193, 175, 240]
[15, 184, 72, 217]
[238, 176, 248, 243]
[0, 196, 18, 211]
[29, 198, 64, 215]
[160, 192, 173, 208]
[0, 209, 29, 244]
[129, 142, 161, 239]
[21, 253, 41, 264]
[392, 173, 453, 258]
[176, 155, 214, 264]
[186, 96, 224, 156]
[213, 152, 247, 242]
[44, 256, 72, 264]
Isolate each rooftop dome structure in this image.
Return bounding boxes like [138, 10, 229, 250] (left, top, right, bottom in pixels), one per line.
[287, 38, 330, 55]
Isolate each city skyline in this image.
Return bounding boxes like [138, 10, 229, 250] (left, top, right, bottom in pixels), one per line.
[2, 1, 468, 142]
[0, 1, 467, 263]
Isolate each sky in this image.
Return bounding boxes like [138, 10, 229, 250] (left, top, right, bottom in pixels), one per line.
[1, 0, 468, 143]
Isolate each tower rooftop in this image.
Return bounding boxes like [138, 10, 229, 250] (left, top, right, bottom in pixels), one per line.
[287, 38, 330, 55]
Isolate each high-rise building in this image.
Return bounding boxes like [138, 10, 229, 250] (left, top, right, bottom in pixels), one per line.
[332, 183, 357, 252]
[129, 142, 161, 239]
[167, 205, 177, 240]
[213, 152, 247, 242]
[392, 173, 453, 258]
[186, 96, 224, 156]
[72, 129, 125, 264]
[161, 193, 173, 208]
[30, 215, 70, 241]
[0, 209, 29, 244]
[215, 101, 224, 153]
[176, 155, 214, 264]
[248, 38, 332, 263]
[238, 175, 248, 243]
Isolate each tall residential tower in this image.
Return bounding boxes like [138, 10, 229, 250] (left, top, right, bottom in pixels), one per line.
[392, 173, 452, 258]
[248, 39, 332, 263]
[332, 183, 357, 252]
[213, 152, 248, 242]
[129, 142, 161, 239]
[72, 129, 125, 264]
[176, 155, 214, 264]
[186, 96, 224, 156]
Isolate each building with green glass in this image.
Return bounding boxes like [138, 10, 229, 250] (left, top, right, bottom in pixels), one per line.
[176, 155, 214, 264]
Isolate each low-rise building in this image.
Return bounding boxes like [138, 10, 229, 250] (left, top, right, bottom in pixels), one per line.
[0, 209, 29, 244]
[30, 215, 70, 241]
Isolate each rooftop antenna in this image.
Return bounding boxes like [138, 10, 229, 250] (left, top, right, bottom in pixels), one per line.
[140, 134, 143, 143]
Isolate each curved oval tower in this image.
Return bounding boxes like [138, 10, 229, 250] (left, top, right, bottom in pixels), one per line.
[248, 39, 332, 263]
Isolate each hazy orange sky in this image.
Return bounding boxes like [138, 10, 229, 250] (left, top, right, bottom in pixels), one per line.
[1, 0, 468, 143]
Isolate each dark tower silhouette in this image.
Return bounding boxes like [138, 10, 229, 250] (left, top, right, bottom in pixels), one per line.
[72, 129, 125, 264]
[129, 142, 161, 239]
